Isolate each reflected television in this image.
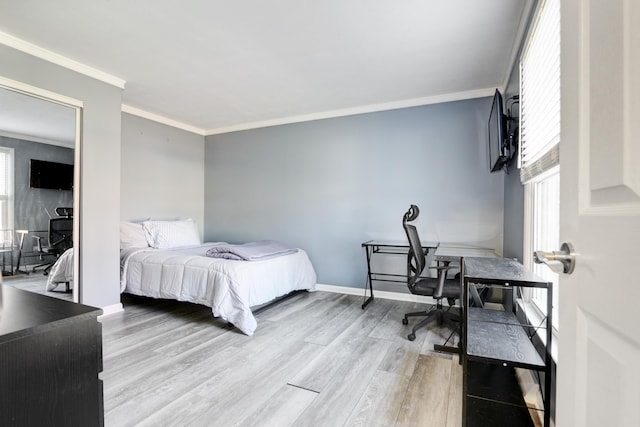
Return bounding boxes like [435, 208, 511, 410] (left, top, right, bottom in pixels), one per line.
[29, 159, 74, 191]
[488, 89, 510, 173]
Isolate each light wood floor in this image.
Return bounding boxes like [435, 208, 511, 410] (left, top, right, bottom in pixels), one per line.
[3, 273, 73, 301]
[100, 291, 463, 427]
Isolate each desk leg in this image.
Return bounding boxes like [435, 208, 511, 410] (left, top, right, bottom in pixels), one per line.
[15, 231, 27, 274]
[469, 285, 483, 308]
[362, 277, 374, 310]
[361, 245, 374, 309]
[433, 307, 462, 355]
[434, 345, 460, 355]
[434, 342, 461, 355]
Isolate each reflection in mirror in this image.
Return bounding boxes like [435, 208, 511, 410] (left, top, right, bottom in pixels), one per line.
[0, 85, 78, 303]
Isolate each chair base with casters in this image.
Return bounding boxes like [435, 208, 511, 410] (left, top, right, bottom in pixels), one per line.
[403, 300, 460, 343]
[31, 210, 73, 277]
[30, 240, 61, 275]
[402, 266, 462, 350]
[402, 276, 461, 346]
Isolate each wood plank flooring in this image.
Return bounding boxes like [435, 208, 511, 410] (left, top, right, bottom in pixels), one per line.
[3, 274, 73, 301]
[100, 291, 462, 427]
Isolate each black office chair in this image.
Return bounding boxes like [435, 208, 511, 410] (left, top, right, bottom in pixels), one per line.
[401, 205, 461, 344]
[33, 208, 73, 276]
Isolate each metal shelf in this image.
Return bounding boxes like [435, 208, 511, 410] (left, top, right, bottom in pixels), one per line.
[462, 257, 552, 427]
[466, 308, 545, 370]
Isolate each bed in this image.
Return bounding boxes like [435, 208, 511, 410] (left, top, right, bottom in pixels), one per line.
[46, 247, 74, 292]
[119, 220, 317, 335]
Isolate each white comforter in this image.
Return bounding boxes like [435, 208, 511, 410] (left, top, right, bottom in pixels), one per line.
[46, 248, 74, 291]
[120, 243, 317, 335]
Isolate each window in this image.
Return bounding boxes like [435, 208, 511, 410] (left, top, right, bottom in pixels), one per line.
[519, 0, 560, 328]
[524, 167, 560, 329]
[0, 146, 15, 246]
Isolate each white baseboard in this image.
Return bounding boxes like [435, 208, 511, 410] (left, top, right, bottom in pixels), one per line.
[315, 283, 435, 304]
[97, 302, 124, 319]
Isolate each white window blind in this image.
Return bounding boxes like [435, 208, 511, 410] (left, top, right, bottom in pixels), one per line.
[520, 0, 561, 330]
[519, 0, 561, 183]
[0, 149, 10, 196]
[0, 147, 14, 246]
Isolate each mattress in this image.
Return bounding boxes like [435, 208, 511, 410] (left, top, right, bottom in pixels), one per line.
[120, 243, 317, 335]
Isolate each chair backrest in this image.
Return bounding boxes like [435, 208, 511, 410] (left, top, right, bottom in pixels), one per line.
[403, 205, 429, 288]
[49, 217, 73, 253]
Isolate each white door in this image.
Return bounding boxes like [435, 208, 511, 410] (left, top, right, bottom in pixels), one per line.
[557, 0, 640, 426]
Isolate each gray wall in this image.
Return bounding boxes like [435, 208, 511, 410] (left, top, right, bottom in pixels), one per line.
[120, 113, 205, 234]
[502, 45, 525, 262]
[205, 98, 505, 287]
[0, 136, 74, 232]
[0, 44, 122, 309]
[502, 160, 524, 261]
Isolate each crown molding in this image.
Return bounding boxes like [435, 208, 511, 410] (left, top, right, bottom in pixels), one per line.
[121, 104, 207, 135]
[0, 75, 84, 108]
[125, 88, 494, 137]
[0, 130, 74, 148]
[205, 88, 496, 135]
[0, 31, 126, 89]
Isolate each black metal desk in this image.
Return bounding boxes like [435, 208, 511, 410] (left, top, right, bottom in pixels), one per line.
[360, 240, 438, 309]
[15, 229, 53, 274]
[361, 240, 494, 309]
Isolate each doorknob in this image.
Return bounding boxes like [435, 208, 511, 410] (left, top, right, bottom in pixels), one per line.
[533, 242, 576, 274]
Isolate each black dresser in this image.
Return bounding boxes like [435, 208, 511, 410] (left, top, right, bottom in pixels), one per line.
[0, 285, 103, 426]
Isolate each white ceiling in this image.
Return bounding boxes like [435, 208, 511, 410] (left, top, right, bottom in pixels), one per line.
[0, 0, 530, 136]
[0, 86, 76, 147]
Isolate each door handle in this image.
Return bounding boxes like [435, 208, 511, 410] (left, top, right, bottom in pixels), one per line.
[533, 242, 576, 274]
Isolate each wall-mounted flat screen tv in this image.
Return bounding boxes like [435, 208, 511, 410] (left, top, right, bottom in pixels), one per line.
[29, 159, 74, 191]
[488, 89, 510, 173]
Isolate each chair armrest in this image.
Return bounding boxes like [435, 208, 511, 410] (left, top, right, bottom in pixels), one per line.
[431, 269, 449, 299]
[430, 263, 461, 299]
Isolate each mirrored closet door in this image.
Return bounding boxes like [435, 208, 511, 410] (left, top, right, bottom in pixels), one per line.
[0, 83, 81, 302]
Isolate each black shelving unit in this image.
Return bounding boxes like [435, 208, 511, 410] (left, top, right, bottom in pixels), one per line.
[462, 257, 552, 427]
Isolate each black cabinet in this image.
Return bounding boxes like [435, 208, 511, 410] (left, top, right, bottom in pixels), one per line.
[462, 257, 552, 427]
[0, 285, 103, 426]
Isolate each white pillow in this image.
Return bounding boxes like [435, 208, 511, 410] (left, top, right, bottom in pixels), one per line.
[142, 219, 201, 249]
[120, 221, 149, 249]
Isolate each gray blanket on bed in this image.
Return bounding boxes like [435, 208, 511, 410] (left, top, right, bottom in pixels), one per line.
[205, 240, 298, 261]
